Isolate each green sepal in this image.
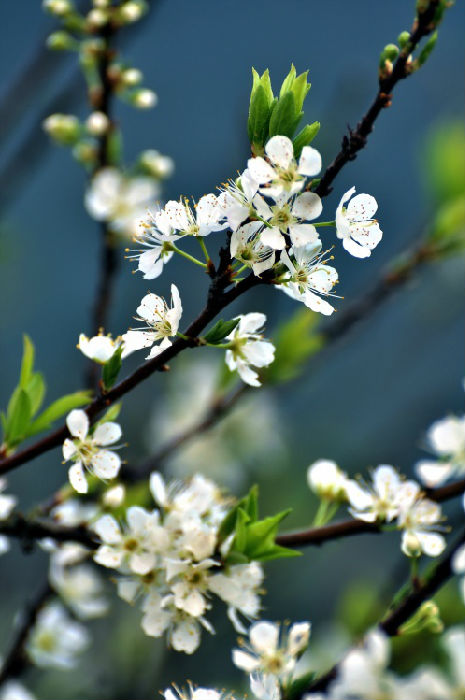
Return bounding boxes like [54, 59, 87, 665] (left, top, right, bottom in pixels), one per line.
[293, 122, 320, 158]
[203, 318, 239, 345]
[102, 346, 123, 391]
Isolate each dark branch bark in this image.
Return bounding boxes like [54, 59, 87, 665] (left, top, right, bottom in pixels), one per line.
[315, 0, 441, 198]
[0, 513, 97, 549]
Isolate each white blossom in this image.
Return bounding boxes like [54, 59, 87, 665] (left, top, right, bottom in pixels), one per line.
[91, 471, 264, 653]
[62, 410, 122, 494]
[307, 460, 349, 501]
[77, 333, 121, 364]
[127, 208, 177, 280]
[416, 414, 465, 487]
[0, 477, 16, 553]
[26, 603, 89, 668]
[85, 167, 158, 238]
[248, 136, 321, 200]
[346, 464, 417, 523]
[224, 313, 275, 387]
[163, 686, 226, 700]
[230, 221, 276, 276]
[162, 194, 226, 238]
[252, 191, 322, 250]
[396, 485, 446, 557]
[49, 555, 108, 619]
[122, 284, 182, 359]
[93, 507, 168, 574]
[103, 483, 126, 507]
[279, 243, 338, 315]
[218, 169, 260, 230]
[335, 187, 382, 258]
[232, 620, 311, 681]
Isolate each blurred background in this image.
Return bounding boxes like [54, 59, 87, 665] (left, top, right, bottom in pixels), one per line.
[0, 1, 464, 698]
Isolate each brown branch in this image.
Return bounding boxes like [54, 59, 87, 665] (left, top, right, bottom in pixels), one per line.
[302, 527, 465, 694]
[0, 268, 264, 477]
[0, 512, 97, 549]
[0, 582, 53, 685]
[276, 478, 465, 549]
[315, 0, 442, 198]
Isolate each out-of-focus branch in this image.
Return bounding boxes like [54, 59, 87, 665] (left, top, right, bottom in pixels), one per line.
[0, 512, 97, 549]
[125, 384, 248, 480]
[0, 583, 53, 686]
[315, 0, 443, 197]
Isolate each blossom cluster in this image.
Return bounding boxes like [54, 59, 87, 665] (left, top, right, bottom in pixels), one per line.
[91, 472, 264, 653]
[128, 135, 382, 317]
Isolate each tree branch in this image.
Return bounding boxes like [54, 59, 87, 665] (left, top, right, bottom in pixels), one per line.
[315, 0, 442, 198]
[0, 512, 97, 549]
[0, 269, 264, 476]
[303, 526, 465, 694]
[276, 477, 465, 549]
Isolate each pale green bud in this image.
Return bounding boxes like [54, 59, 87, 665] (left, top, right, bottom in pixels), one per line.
[132, 89, 157, 109]
[87, 7, 108, 27]
[85, 111, 109, 136]
[72, 140, 97, 165]
[120, 67, 143, 86]
[46, 31, 77, 51]
[398, 31, 411, 49]
[43, 113, 80, 145]
[43, 0, 73, 16]
[119, 1, 147, 23]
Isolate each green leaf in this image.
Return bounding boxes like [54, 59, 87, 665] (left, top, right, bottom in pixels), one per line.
[204, 318, 239, 345]
[418, 31, 437, 66]
[102, 346, 123, 391]
[27, 390, 93, 437]
[268, 91, 297, 139]
[25, 372, 46, 416]
[248, 85, 273, 151]
[234, 507, 251, 552]
[5, 389, 32, 446]
[219, 484, 259, 540]
[279, 64, 296, 98]
[97, 403, 122, 426]
[20, 335, 35, 389]
[293, 122, 320, 158]
[291, 71, 311, 113]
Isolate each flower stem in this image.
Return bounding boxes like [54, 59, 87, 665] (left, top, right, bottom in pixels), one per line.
[171, 244, 207, 268]
[197, 237, 210, 263]
[314, 221, 336, 227]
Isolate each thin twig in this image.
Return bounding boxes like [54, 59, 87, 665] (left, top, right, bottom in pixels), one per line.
[302, 527, 465, 694]
[0, 512, 97, 549]
[315, 0, 441, 198]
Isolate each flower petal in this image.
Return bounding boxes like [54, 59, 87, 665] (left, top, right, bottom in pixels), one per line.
[297, 146, 321, 177]
[66, 410, 89, 440]
[92, 450, 121, 480]
[68, 463, 88, 494]
[265, 135, 294, 169]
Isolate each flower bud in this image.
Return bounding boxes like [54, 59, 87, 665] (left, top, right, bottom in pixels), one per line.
[307, 460, 348, 501]
[139, 150, 174, 178]
[132, 89, 157, 109]
[73, 140, 97, 166]
[120, 67, 143, 86]
[43, 114, 80, 145]
[87, 7, 108, 27]
[119, 1, 146, 23]
[46, 31, 77, 51]
[403, 533, 422, 557]
[398, 31, 411, 49]
[85, 111, 109, 136]
[43, 0, 73, 16]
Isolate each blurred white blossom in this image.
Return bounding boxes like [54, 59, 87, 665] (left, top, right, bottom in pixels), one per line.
[26, 603, 90, 668]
